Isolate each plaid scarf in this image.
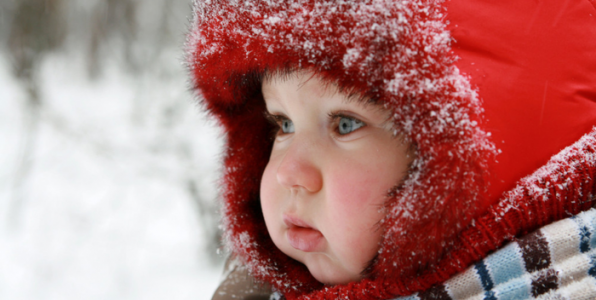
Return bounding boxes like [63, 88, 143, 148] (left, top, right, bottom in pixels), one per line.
[396, 208, 596, 300]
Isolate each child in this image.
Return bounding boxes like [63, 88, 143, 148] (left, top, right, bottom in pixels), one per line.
[260, 70, 416, 285]
[185, 0, 596, 299]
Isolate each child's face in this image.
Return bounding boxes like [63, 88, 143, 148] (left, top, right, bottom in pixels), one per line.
[260, 71, 413, 285]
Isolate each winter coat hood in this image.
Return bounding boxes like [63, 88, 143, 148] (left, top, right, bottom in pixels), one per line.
[185, 0, 596, 298]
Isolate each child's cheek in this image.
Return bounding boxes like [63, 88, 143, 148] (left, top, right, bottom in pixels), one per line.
[326, 153, 388, 212]
[260, 161, 286, 250]
[324, 160, 386, 249]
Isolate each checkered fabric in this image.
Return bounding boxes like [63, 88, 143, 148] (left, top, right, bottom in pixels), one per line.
[395, 208, 596, 300]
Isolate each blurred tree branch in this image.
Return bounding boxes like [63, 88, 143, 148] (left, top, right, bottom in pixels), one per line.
[88, 0, 138, 78]
[7, 0, 65, 228]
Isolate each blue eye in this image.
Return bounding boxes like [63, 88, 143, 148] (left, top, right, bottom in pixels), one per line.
[281, 118, 294, 134]
[338, 116, 365, 135]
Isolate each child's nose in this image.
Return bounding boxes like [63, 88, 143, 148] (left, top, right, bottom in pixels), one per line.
[276, 139, 323, 194]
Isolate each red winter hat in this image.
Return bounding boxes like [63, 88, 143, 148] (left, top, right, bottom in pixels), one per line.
[185, 0, 596, 298]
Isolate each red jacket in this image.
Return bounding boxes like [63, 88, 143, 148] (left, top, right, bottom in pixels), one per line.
[186, 0, 596, 298]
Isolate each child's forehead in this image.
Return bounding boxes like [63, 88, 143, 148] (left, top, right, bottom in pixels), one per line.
[261, 70, 378, 108]
[263, 70, 331, 95]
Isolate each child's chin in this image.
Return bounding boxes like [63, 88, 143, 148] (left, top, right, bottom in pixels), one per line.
[311, 270, 359, 285]
[303, 257, 360, 285]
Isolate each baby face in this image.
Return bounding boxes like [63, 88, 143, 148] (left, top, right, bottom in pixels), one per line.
[260, 71, 414, 285]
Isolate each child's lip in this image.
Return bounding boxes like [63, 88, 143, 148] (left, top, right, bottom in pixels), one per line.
[283, 214, 317, 230]
[283, 214, 324, 252]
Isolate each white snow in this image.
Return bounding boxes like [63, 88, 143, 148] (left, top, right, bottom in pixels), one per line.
[0, 47, 225, 299]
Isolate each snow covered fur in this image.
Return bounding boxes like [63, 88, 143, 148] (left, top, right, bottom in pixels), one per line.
[186, 0, 596, 298]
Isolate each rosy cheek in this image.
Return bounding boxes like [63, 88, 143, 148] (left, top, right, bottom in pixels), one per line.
[260, 163, 282, 243]
[328, 160, 383, 204]
[326, 165, 384, 235]
[324, 180, 384, 274]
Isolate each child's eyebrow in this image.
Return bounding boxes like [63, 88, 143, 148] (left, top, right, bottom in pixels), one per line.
[345, 92, 379, 105]
[340, 93, 384, 116]
[330, 84, 380, 108]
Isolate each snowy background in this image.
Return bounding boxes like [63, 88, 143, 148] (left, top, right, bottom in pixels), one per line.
[1, 0, 225, 299]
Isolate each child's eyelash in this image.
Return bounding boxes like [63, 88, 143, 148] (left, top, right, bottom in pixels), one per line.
[327, 112, 364, 124]
[327, 112, 346, 120]
[328, 112, 367, 135]
[263, 111, 287, 137]
[264, 111, 282, 126]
